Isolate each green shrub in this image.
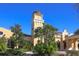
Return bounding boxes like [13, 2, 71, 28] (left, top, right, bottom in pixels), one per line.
[4, 49, 26, 56]
[33, 43, 57, 56]
[33, 43, 47, 56]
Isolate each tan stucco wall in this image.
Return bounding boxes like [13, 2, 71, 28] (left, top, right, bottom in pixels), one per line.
[68, 38, 79, 50]
[0, 27, 13, 39]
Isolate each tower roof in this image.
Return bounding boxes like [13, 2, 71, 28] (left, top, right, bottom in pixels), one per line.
[33, 11, 42, 16]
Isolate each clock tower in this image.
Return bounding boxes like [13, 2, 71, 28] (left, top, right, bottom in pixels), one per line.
[32, 11, 44, 46]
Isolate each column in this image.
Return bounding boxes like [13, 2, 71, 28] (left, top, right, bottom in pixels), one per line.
[75, 40, 78, 50]
[72, 43, 74, 50]
[68, 42, 73, 50]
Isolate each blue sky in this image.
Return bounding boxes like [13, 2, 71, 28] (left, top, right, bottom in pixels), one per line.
[0, 3, 78, 35]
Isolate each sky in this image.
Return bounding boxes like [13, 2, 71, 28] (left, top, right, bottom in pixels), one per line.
[0, 3, 78, 35]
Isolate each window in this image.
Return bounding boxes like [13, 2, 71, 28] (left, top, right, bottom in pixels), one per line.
[0, 31, 3, 35]
[78, 40, 79, 49]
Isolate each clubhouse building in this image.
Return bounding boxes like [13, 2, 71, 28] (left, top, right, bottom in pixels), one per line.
[0, 11, 79, 51]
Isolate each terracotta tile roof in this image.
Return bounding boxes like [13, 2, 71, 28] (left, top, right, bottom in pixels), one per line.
[67, 35, 79, 39]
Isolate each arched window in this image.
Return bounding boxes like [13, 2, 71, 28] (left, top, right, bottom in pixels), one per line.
[78, 44, 79, 49]
[77, 40, 79, 49]
[0, 31, 3, 35]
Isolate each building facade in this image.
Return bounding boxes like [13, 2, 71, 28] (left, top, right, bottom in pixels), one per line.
[0, 27, 13, 39]
[31, 11, 79, 51]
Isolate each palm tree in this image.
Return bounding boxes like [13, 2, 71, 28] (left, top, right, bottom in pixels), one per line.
[9, 24, 33, 51]
[43, 23, 58, 55]
[43, 23, 57, 44]
[10, 24, 22, 49]
[33, 23, 58, 55]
